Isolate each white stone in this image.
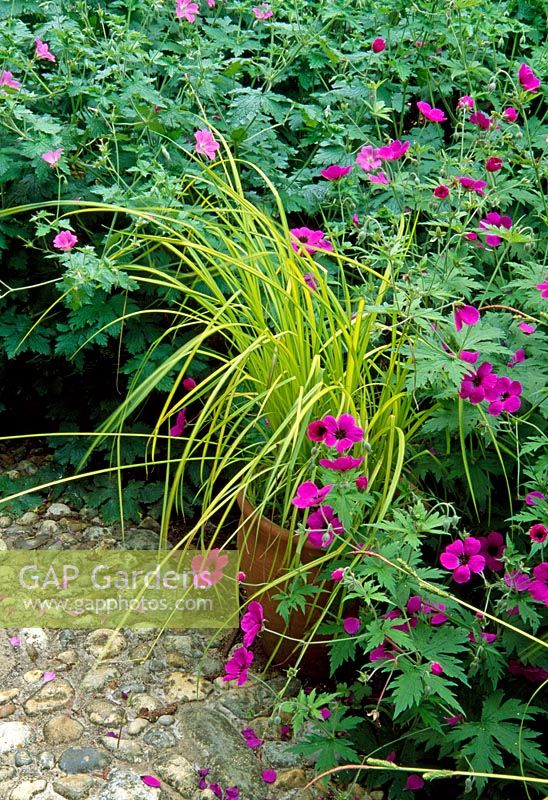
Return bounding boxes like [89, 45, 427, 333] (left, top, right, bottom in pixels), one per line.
[0, 721, 33, 753]
[46, 503, 72, 517]
[20, 628, 49, 650]
[10, 780, 46, 800]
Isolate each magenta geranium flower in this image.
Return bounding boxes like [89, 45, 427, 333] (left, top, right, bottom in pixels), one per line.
[459, 350, 479, 364]
[457, 95, 475, 110]
[479, 211, 512, 247]
[508, 348, 525, 368]
[355, 475, 369, 490]
[405, 775, 425, 791]
[528, 563, 548, 606]
[306, 505, 344, 548]
[502, 107, 518, 122]
[191, 548, 228, 587]
[459, 361, 498, 404]
[518, 63, 541, 92]
[241, 727, 262, 748]
[35, 38, 56, 62]
[356, 145, 381, 172]
[364, 171, 390, 185]
[536, 280, 548, 298]
[320, 164, 352, 180]
[486, 376, 522, 416]
[440, 537, 485, 583]
[292, 481, 333, 508]
[176, 0, 199, 21]
[240, 601, 264, 647]
[478, 531, 506, 572]
[53, 230, 78, 251]
[518, 322, 536, 334]
[342, 617, 361, 635]
[371, 37, 386, 53]
[454, 303, 480, 332]
[417, 100, 446, 122]
[194, 129, 220, 159]
[252, 3, 273, 18]
[322, 413, 364, 452]
[42, 148, 63, 167]
[485, 156, 503, 172]
[170, 409, 186, 436]
[369, 642, 393, 661]
[431, 662, 444, 675]
[525, 491, 545, 506]
[433, 184, 450, 198]
[319, 455, 364, 471]
[0, 70, 21, 90]
[331, 568, 345, 580]
[290, 227, 333, 254]
[223, 646, 254, 685]
[456, 176, 487, 195]
[377, 140, 410, 160]
[303, 272, 319, 290]
[307, 419, 328, 441]
[261, 769, 277, 784]
[529, 524, 548, 544]
[504, 570, 530, 592]
[469, 110, 493, 130]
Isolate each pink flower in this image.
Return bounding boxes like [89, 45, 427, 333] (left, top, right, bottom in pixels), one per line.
[502, 107, 518, 122]
[369, 643, 394, 662]
[508, 660, 548, 682]
[459, 350, 479, 364]
[352, 213, 360, 226]
[469, 111, 493, 130]
[371, 37, 386, 53]
[261, 769, 277, 784]
[307, 419, 328, 441]
[445, 714, 464, 726]
[355, 475, 369, 491]
[176, 0, 199, 21]
[417, 100, 447, 123]
[525, 491, 545, 506]
[440, 537, 485, 583]
[240, 601, 265, 647]
[486, 376, 522, 416]
[191, 548, 228, 587]
[465, 232, 478, 241]
[207, 0, 215, 5]
[342, 617, 361, 635]
[536, 280, 548, 298]
[457, 95, 475, 110]
[303, 273, 319, 291]
[42, 670, 56, 683]
[170, 409, 186, 437]
[504, 571, 530, 592]
[236, 571, 246, 582]
[405, 775, 425, 791]
[529, 524, 548, 544]
[518, 63, 541, 92]
[485, 156, 503, 172]
[53, 230, 78, 251]
[0, 70, 21, 90]
[322, 413, 364, 452]
[356, 145, 382, 172]
[468, 631, 496, 644]
[35, 38, 56, 62]
[377, 140, 410, 161]
[459, 361, 498, 404]
[252, 3, 273, 18]
[290, 227, 333, 254]
[508, 348, 525, 367]
[528, 563, 548, 605]
[456, 176, 487, 195]
[479, 211, 512, 247]
[223, 646, 254, 685]
[433, 184, 450, 198]
[241, 727, 262, 748]
[518, 322, 535, 334]
[431, 662, 444, 675]
[42, 148, 63, 167]
[364, 171, 390, 184]
[319, 455, 364, 471]
[331, 568, 346, 581]
[9, 636, 21, 647]
[292, 481, 333, 508]
[194, 129, 220, 159]
[141, 776, 161, 788]
[478, 531, 506, 572]
[454, 304, 480, 332]
[306, 505, 344, 548]
[320, 164, 352, 180]
[320, 707, 331, 720]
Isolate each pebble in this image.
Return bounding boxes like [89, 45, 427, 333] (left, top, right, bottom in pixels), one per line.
[18, 533, 50, 549]
[9, 779, 46, 799]
[142, 728, 177, 748]
[97, 767, 161, 799]
[85, 629, 127, 660]
[37, 518, 61, 536]
[0, 766, 16, 780]
[38, 750, 55, 769]
[262, 740, 307, 768]
[56, 649, 78, 666]
[43, 715, 84, 745]
[126, 718, 149, 736]
[0, 703, 16, 718]
[157, 714, 175, 726]
[86, 699, 125, 726]
[52, 775, 97, 800]
[276, 768, 308, 791]
[23, 670, 43, 684]
[0, 515, 12, 527]
[46, 503, 72, 517]
[58, 746, 110, 774]
[81, 665, 118, 690]
[0, 689, 20, 705]
[0, 537, 7, 550]
[123, 528, 160, 550]
[100, 735, 142, 762]
[23, 678, 75, 716]
[155, 753, 199, 797]
[0, 721, 33, 753]
[14, 749, 33, 766]
[15, 511, 38, 525]
[20, 628, 48, 650]
[163, 671, 212, 702]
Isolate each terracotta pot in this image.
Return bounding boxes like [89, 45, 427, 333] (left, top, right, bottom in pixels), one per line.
[236, 492, 333, 676]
